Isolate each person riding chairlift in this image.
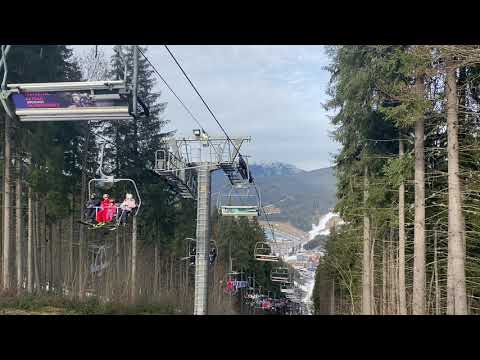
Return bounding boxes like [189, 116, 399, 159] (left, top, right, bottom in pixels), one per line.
[117, 193, 137, 226]
[190, 244, 196, 266]
[208, 246, 217, 265]
[96, 194, 116, 225]
[84, 193, 100, 224]
[225, 277, 235, 294]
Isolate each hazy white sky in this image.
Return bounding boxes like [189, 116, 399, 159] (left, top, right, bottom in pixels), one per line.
[73, 45, 339, 171]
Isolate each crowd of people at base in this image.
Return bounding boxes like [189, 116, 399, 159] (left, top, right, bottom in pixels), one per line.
[84, 192, 137, 227]
[241, 292, 297, 313]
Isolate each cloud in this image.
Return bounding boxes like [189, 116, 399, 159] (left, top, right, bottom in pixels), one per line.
[72, 45, 339, 171]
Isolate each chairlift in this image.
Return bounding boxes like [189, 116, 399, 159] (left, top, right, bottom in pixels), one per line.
[89, 244, 110, 275]
[208, 240, 218, 265]
[83, 143, 142, 231]
[3, 80, 134, 122]
[217, 183, 260, 217]
[270, 267, 290, 283]
[254, 242, 279, 262]
[181, 238, 217, 266]
[280, 282, 295, 294]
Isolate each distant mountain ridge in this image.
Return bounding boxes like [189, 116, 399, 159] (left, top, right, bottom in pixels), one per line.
[249, 161, 305, 177]
[212, 162, 337, 231]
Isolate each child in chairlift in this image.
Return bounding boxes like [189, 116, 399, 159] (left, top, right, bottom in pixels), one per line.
[118, 193, 137, 226]
[96, 194, 113, 224]
[225, 277, 235, 294]
[105, 197, 117, 222]
[84, 193, 100, 224]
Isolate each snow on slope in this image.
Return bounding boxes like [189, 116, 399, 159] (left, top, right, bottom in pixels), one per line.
[308, 212, 339, 240]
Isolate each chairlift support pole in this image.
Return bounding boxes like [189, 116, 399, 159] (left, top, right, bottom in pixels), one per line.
[155, 131, 250, 315]
[193, 164, 214, 315]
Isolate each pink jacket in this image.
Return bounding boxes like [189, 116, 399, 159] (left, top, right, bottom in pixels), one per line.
[121, 198, 136, 211]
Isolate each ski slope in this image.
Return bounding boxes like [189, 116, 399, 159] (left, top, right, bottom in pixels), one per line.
[308, 212, 339, 240]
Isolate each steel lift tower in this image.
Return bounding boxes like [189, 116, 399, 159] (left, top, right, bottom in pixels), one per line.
[154, 129, 250, 315]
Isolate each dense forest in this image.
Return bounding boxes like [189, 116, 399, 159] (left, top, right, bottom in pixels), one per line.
[313, 45, 480, 315]
[0, 45, 289, 314]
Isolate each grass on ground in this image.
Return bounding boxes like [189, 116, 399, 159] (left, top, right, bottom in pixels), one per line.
[0, 292, 178, 315]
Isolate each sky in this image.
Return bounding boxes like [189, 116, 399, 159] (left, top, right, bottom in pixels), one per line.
[73, 45, 339, 171]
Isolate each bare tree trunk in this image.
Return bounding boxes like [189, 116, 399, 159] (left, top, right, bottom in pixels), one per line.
[398, 136, 407, 314]
[58, 222, 63, 294]
[27, 186, 33, 293]
[362, 165, 371, 314]
[69, 193, 74, 293]
[434, 227, 440, 315]
[413, 75, 426, 315]
[382, 239, 386, 315]
[154, 244, 158, 298]
[2, 113, 11, 290]
[330, 277, 335, 315]
[115, 228, 120, 298]
[370, 230, 376, 315]
[33, 198, 40, 291]
[15, 154, 22, 290]
[446, 61, 467, 315]
[48, 222, 53, 292]
[131, 215, 137, 303]
[42, 203, 47, 291]
[78, 129, 90, 300]
[389, 230, 396, 315]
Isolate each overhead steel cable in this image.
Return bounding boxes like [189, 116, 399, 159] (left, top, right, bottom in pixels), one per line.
[163, 45, 277, 247]
[136, 46, 207, 133]
[163, 45, 241, 156]
[153, 45, 277, 249]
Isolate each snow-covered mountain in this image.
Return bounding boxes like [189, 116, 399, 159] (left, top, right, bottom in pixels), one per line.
[249, 161, 305, 177]
[212, 163, 337, 232]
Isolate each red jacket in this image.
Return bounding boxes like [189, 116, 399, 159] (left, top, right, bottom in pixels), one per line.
[97, 199, 116, 222]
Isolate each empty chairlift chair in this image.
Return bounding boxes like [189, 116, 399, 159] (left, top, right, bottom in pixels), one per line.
[270, 267, 290, 283]
[254, 242, 279, 262]
[280, 282, 295, 295]
[218, 183, 260, 218]
[89, 244, 110, 274]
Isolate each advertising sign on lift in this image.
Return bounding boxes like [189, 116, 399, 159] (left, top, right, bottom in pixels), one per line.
[6, 81, 133, 122]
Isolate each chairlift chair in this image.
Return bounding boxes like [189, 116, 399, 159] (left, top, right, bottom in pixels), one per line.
[87, 177, 141, 230]
[280, 282, 295, 294]
[3, 81, 134, 122]
[89, 244, 110, 275]
[254, 242, 279, 262]
[181, 238, 217, 266]
[218, 183, 260, 217]
[179, 237, 197, 264]
[84, 142, 142, 230]
[270, 267, 290, 283]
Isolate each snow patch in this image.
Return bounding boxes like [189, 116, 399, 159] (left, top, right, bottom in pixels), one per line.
[308, 212, 339, 240]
